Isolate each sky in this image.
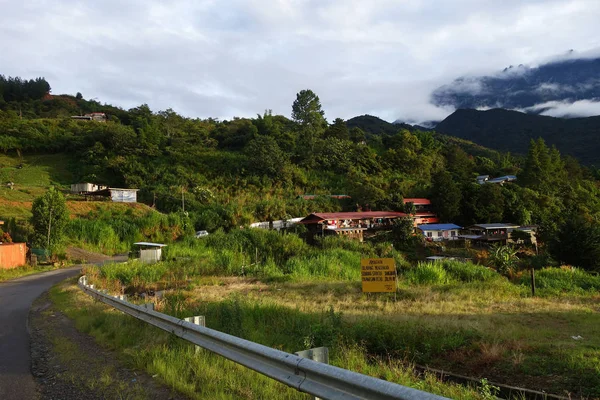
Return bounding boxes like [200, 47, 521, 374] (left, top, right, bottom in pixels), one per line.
[1, 0, 599, 123]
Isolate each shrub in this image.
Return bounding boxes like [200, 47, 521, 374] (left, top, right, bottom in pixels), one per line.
[404, 262, 453, 285]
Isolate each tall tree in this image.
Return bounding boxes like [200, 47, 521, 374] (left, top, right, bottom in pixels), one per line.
[31, 187, 69, 249]
[291, 89, 326, 130]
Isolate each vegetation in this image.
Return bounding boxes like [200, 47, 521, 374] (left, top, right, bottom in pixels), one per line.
[31, 187, 69, 249]
[72, 230, 600, 398]
[1, 73, 600, 398]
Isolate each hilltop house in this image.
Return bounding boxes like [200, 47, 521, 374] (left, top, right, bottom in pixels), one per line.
[71, 183, 108, 194]
[83, 187, 139, 203]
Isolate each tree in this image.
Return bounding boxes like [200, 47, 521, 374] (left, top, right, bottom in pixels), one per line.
[431, 171, 462, 222]
[291, 89, 326, 130]
[31, 187, 69, 249]
[324, 118, 349, 140]
[549, 215, 600, 271]
[75, 92, 83, 100]
[392, 216, 415, 246]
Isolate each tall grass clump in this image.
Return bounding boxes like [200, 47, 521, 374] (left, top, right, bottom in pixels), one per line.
[404, 262, 452, 285]
[441, 260, 500, 283]
[519, 267, 600, 294]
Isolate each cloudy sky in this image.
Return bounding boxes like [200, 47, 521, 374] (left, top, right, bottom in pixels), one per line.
[1, 0, 599, 123]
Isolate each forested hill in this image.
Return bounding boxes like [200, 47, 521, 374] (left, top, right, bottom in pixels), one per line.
[435, 108, 600, 165]
[1, 75, 600, 243]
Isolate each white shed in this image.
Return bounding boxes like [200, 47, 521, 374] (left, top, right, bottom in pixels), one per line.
[134, 242, 167, 264]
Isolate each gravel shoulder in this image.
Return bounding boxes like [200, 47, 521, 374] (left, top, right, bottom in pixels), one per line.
[29, 289, 188, 400]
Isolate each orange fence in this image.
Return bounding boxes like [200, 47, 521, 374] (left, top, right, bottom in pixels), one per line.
[0, 243, 27, 269]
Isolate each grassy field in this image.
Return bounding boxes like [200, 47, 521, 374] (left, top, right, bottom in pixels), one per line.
[51, 278, 483, 399]
[64, 231, 600, 399]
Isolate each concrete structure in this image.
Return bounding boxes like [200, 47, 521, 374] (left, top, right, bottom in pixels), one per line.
[476, 175, 517, 185]
[134, 242, 166, 263]
[417, 223, 462, 241]
[0, 243, 27, 269]
[70, 182, 107, 194]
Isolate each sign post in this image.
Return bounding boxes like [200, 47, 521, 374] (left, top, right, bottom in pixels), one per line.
[361, 258, 397, 300]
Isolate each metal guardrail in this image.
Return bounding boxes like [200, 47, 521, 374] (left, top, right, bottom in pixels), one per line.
[78, 276, 449, 400]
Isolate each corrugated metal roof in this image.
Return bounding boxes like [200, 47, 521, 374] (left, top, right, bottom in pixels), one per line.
[417, 223, 462, 231]
[133, 242, 167, 247]
[470, 223, 519, 229]
[403, 198, 431, 205]
[298, 211, 407, 224]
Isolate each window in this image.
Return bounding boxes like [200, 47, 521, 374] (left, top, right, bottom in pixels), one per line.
[427, 232, 432, 237]
[451, 231, 456, 237]
[437, 232, 442, 237]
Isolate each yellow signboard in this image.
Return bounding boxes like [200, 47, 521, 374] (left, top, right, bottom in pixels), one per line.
[361, 258, 396, 293]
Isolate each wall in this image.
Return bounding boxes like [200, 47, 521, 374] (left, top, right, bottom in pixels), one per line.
[140, 248, 161, 263]
[0, 243, 27, 269]
[110, 190, 137, 203]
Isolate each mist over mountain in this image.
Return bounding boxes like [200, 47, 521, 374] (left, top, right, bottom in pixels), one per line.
[431, 54, 600, 118]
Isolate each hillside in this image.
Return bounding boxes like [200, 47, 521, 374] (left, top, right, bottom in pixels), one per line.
[435, 108, 600, 165]
[431, 55, 600, 116]
[0, 153, 155, 219]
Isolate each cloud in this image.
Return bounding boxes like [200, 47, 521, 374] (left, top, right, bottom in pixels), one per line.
[523, 99, 600, 117]
[1, 0, 600, 124]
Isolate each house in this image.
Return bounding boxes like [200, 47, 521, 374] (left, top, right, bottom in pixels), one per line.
[298, 211, 407, 242]
[460, 223, 537, 244]
[476, 175, 489, 184]
[134, 242, 166, 264]
[417, 223, 462, 241]
[71, 112, 107, 122]
[84, 187, 139, 203]
[476, 175, 517, 185]
[403, 198, 440, 226]
[71, 183, 108, 194]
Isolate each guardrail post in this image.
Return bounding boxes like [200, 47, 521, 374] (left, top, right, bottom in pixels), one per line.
[184, 316, 206, 354]
[295, 347, 329, 400]
[116, 294, 127, 301]
[143, 303, 154, 311]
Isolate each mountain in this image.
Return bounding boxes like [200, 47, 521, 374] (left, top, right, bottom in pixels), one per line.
[432, 56, 600, 117]
[435, 108, 600, 165]
[345, 114, 426, 135]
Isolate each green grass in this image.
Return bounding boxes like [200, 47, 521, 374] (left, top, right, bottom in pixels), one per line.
[62, 230, 600, 398]
[51, 280, 483, 399]
[0, 153, 73, 194]
[0, 264, 58, 282]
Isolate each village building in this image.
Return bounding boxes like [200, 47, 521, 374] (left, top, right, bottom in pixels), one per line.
[461, 223, 537, 245]
[403, 198, 440, 226]
[417, 223, 462, 241]
[134, 242, 166, 264]
[70, 182, 108, 194]
[298, 211, 407, 243]
[83, 187, 139, 203]
[71, 112, 107, 122]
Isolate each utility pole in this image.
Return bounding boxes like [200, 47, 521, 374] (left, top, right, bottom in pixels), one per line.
[181, 187, 185, 213]
[46, 206, 53, 249]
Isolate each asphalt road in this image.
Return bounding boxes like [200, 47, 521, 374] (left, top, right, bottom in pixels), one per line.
[0, 258, 125, 400]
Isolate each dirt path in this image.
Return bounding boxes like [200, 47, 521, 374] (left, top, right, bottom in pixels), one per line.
[65, 247, 118, 263]
[30, 290, 188, 400]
